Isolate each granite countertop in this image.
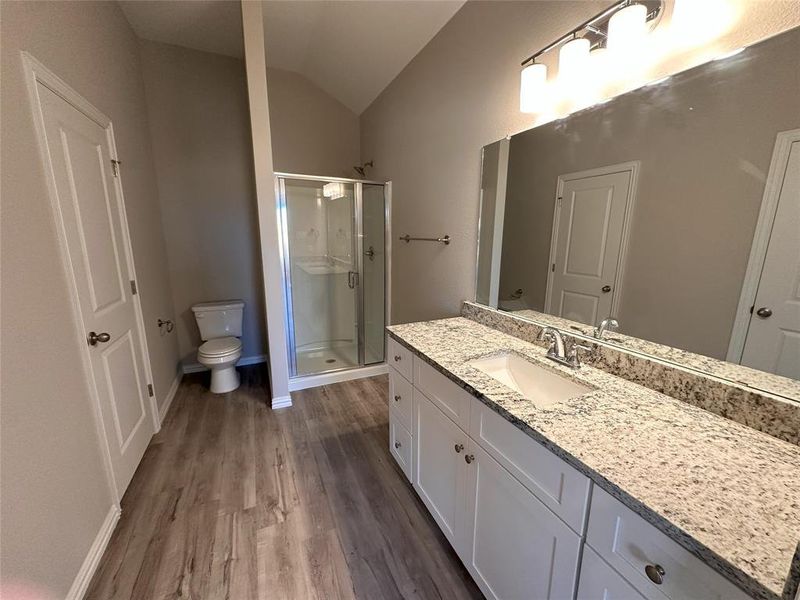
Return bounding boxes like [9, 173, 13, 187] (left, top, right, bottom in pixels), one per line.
[387, 317, 800, 600]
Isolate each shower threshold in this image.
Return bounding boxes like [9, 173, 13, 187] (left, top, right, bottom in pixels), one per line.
[288, 362, 388, 392]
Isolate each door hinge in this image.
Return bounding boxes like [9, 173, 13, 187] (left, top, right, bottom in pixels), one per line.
[130, 280, 137, 295]
[111, 159, 121, 177]
[552, 263, 556, 272]
[147, 384, 154, 397]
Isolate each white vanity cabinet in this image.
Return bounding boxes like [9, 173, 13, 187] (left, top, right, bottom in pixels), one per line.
[412, 388, 469, 547]
[409, 355, 584, 600]
[586, 486, 752, 600]
[459, 440, 582, 600]
[388, 345, 754, 600]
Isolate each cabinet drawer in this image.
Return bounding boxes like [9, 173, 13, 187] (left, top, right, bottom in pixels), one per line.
[577, 546, 647, 600]
[587, 486, 751, 600]
[388, 336, 413, 382]
[389, 366, 413, 430]
[389, 411, 412, 483]
[413, 356, 471, 431]
[469, 397, 591, 533]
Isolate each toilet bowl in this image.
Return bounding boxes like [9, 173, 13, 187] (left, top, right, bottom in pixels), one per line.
[191, 300, 245, 394]
[198, 336, 242, 393]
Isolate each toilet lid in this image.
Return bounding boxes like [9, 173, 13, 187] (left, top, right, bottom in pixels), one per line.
[199, 337, 242, 357]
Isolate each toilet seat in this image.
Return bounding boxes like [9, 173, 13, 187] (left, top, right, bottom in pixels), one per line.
[198, 336, 242, 358]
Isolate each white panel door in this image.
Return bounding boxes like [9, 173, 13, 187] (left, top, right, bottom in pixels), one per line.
[741, 141, 800, 379]
[547, 168, 633, 327]
[37, 82, 154, 496]
[458, 441, 582, 600]
[413, 390, 469, 548]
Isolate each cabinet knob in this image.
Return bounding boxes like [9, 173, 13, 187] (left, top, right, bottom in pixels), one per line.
[464, 454, 475, 464]
[644, 564, 665, 585]
[394, 355, 402, 361]
[394, 441, 401, 449]
[454, 443, 464, 453]
[394, 395, 401, 402]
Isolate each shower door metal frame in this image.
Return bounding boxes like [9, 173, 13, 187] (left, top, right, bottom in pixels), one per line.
[275, 173, 389, 379]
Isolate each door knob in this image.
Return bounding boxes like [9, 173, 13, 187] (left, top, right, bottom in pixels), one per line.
[464, 454, 475, 464]
[87, 331, 111, 346]
[394, 395, 401, 402]
[365, 245, 375, 261]
[454, 443, 464, 453]
[601, 285, 612, 293]
[394, 441, 401, 449]
[756, 307, 773, 318]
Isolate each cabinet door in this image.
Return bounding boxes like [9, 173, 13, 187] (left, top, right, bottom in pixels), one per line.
[459, 441, 582, 600]
[413, 389, 469, 548]
[577, 546, 647, 600]
[389, 410, 413, 482]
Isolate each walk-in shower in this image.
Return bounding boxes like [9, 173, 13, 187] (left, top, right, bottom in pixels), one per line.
[276, 174, 388, 381]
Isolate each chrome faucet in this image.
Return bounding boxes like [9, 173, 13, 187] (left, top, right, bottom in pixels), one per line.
[538, 327, 593, 369]
[594, 317, 619, 340]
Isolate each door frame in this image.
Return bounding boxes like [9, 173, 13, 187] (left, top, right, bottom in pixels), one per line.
[544, 161, 640, 321]
[22, 51, 158, 504]
[727, 128, 800, 363]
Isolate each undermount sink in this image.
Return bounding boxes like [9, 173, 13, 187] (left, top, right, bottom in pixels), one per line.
[469, 353, 593, 408]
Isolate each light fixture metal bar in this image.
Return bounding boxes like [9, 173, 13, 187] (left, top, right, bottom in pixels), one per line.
[520, 0, 663, 66]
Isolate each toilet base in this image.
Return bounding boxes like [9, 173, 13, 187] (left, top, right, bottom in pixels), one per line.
[209, 365, 240, 394]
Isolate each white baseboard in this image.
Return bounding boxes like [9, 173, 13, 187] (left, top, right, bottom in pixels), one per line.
[288, 363, 388, 392]
[182, 354, 267, 374]
[271, 395, 292, 409]
[158, 371, 182, 425]
[66, 504, 120, 600]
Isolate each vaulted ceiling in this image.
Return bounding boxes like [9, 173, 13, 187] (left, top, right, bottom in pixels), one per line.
[119, 0, 465, 114]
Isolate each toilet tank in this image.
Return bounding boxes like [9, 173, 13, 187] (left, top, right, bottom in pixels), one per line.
[191, 300, 244, 340]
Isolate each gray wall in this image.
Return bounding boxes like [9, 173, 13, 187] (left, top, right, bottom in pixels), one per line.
[359, 0, 800, 325]
[140, 40, 267, 364]
[268, 67, 361, 178]
[498, 28, 800, 359]
[139, 42, 362, 366]
[0, 1, 179, 595]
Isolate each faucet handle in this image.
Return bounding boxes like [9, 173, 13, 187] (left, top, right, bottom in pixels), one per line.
[568, 342, 594, 368]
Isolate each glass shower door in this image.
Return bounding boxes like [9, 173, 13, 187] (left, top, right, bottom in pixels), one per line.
[281, 178, 359, 376]
[360, 184, 386, 365]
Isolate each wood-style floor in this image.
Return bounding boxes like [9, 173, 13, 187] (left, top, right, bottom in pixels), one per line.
[85, 365, 482, 600]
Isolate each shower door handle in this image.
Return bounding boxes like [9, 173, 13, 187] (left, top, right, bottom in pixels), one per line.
[348, 271, 359, 289]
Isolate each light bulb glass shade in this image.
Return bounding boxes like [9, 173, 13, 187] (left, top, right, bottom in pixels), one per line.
[559, 37, 590, 81]
[520, 62, 547, 113]
[607, 3, 647, 51]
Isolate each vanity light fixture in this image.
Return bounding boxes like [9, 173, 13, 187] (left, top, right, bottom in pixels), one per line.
[607, 3, 648, 52]
[559, 37, 591, 82]
[520, 61, 547, 113]
[519, 0, 663, 113]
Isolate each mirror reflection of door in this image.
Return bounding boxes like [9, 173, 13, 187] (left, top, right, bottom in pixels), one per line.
[738, 136, 800, 379]
[545, 163, 637, 327]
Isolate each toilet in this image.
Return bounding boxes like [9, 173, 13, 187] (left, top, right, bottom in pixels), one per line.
[191, 300, 244, 393]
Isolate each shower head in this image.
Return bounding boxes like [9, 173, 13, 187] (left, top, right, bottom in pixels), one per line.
[353, 160, 374, 178]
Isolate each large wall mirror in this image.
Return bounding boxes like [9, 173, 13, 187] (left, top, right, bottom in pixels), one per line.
[475, 26, 800, 400]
